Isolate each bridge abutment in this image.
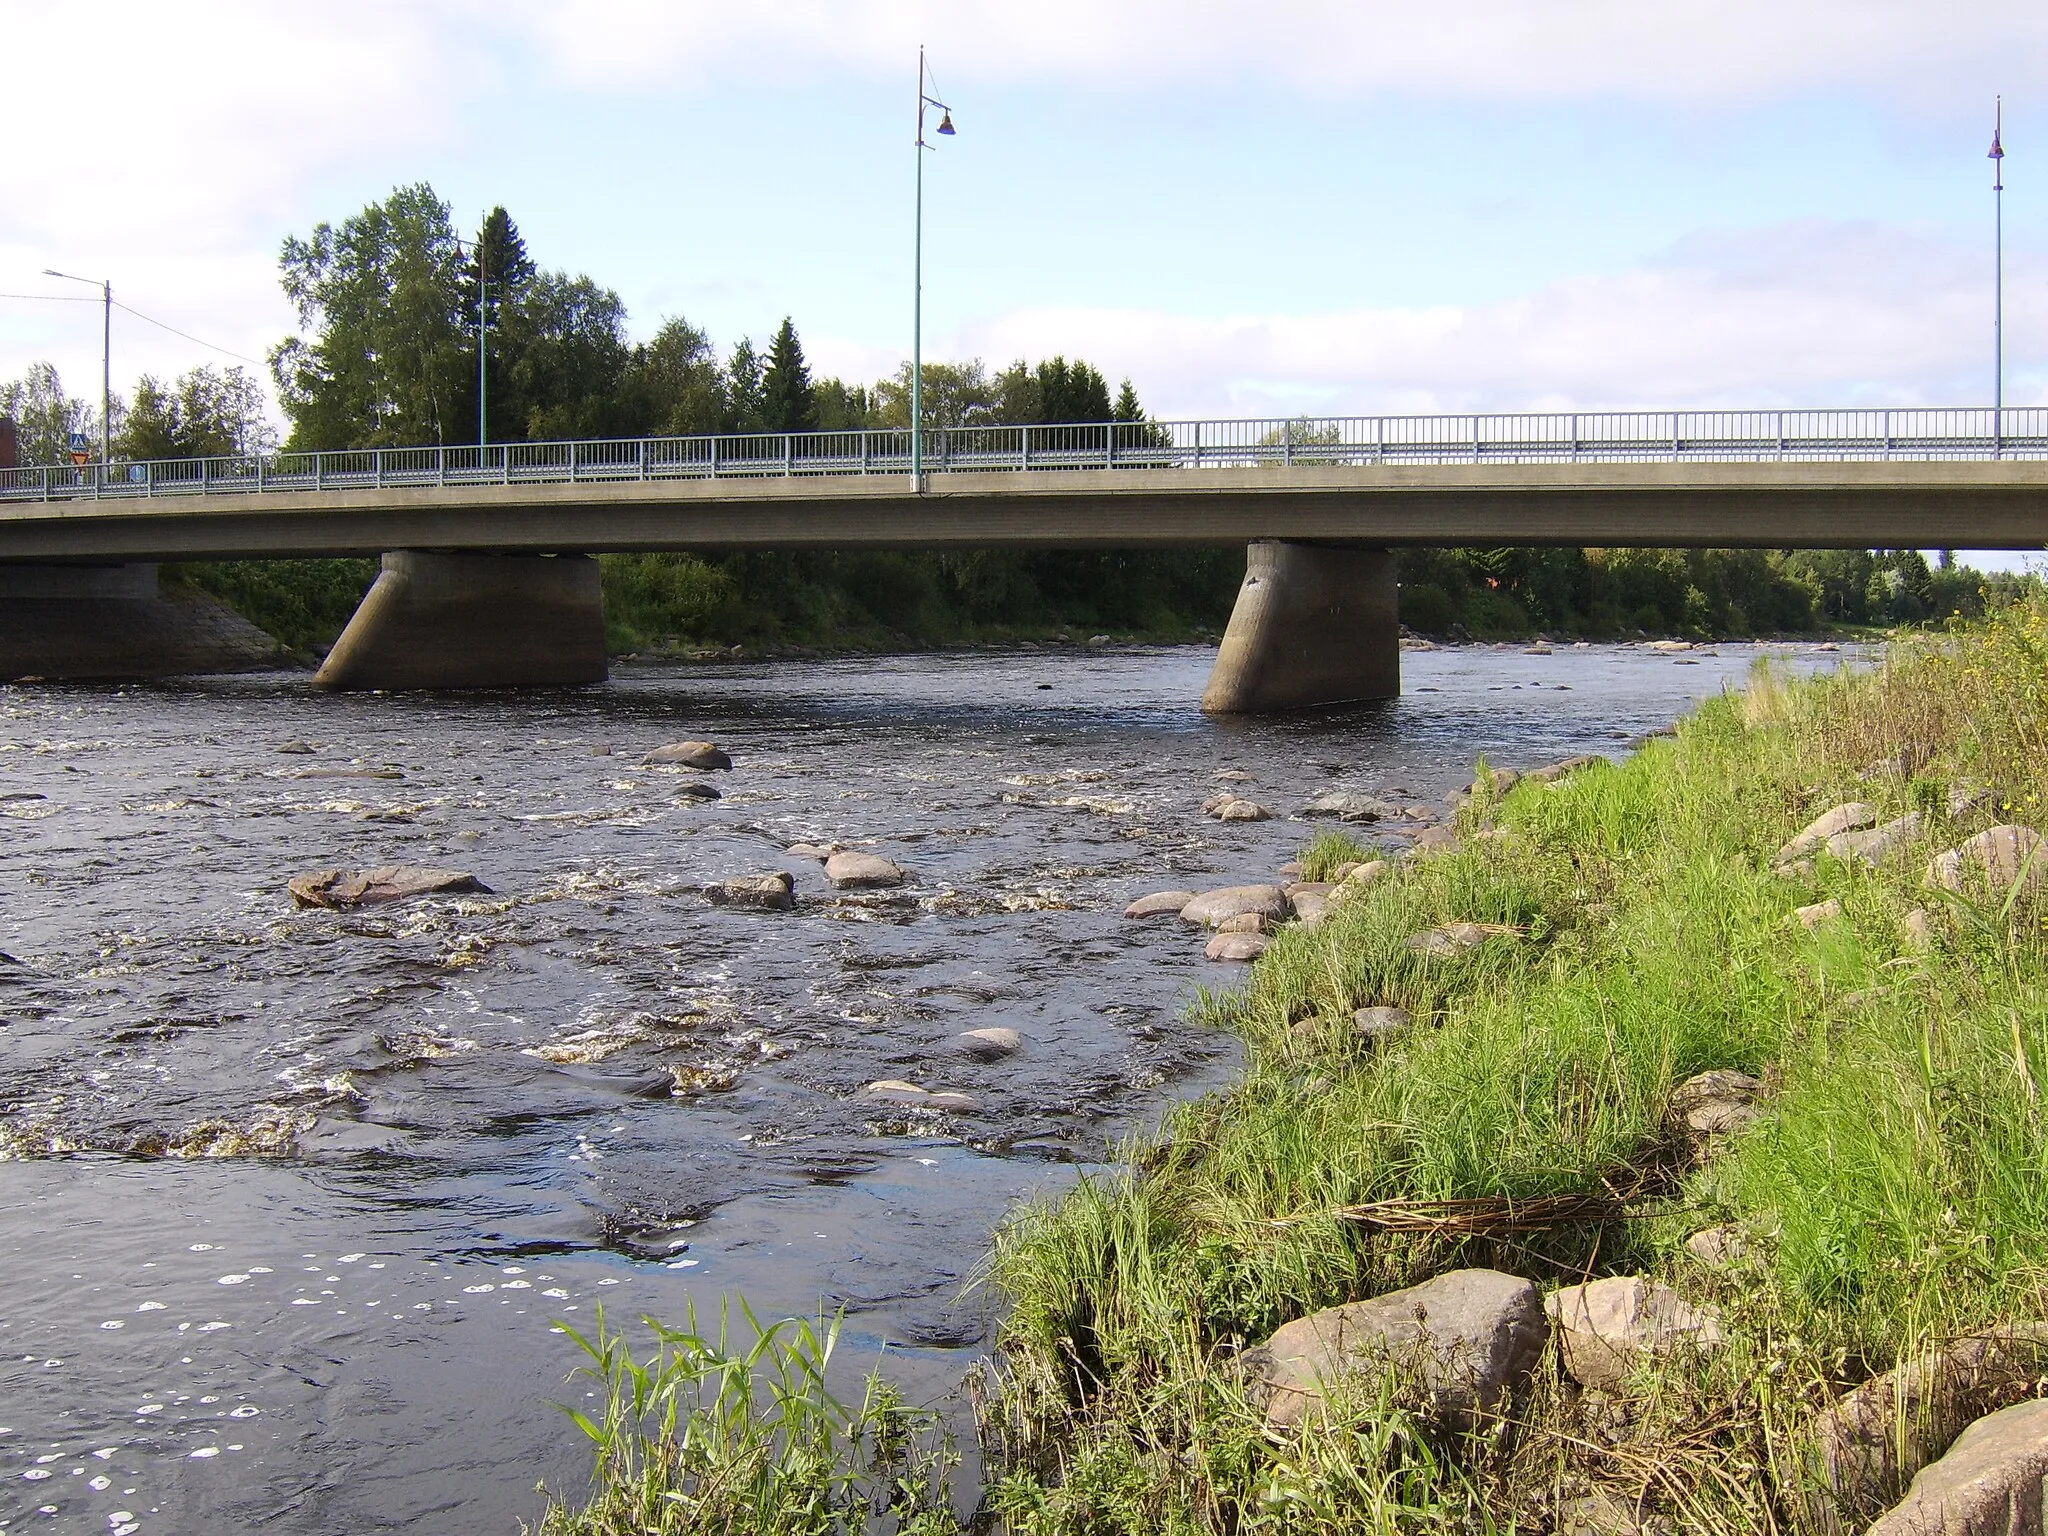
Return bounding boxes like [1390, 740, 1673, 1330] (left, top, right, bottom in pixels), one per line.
[313, 551, 607, 690]
[0, 563, 284, 680]
[1200, 541, 1399, 713]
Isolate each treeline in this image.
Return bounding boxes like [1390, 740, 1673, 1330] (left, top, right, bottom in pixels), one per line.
[1400, 546, 2022, 638]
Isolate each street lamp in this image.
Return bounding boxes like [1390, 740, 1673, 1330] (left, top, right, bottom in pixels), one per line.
[42, 268, 111, 464]
[912, 47, 956, 490]
[1990, 98, 2005, 453]
[454, 231, 489, 449]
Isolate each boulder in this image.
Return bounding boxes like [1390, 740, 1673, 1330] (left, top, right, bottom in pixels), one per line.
[1331, 860, 1391, 898]
[1795, 898, 1844, 929]
[1300, 791, 1399, 823]
[1410, 825, 1461, 856]
[1289, 889, 1332, 928]
[953, 1027, 1022, 1061]
[1828, 812, 1922, 866]
[706, 872, 794, 911]
[673, 781, 722, 802]
[1546, 1277, 1724, 1390]
[1671, 1069, 1763, 1135]
[1683, 1225, 1750, 1267]
[1902, 907, 1934, 949]
[1406, 922, 1516, 956]
[1928, 825, 2048, 896]
[643, 741, 731, 770]
[1211, 797, 1272, 823]
[1206, 932, 1270, 962]
[1352, 1005, 1414, 1045]
[1777, 802, 1879, 865]
[1213, 768, 1257, 782]
[288, 866, 490, 909]
[860, 1079, 979, 1112]
[1949, 781, 1998, 819]
[1526, 755, 1604, 785]
[1124, 889, 1197, 918]
[1217, 911, 1271, 935]
[1181, 885, 1289, 928]
[1250, 1269, 1548, 1433]
[786, 841, 837, 859]
[1817, 1326, 2048, 1515]
[1864, 1398, 2048, 1536]
[825, 851, 906, 888]
[1285, 881, 1335, 906]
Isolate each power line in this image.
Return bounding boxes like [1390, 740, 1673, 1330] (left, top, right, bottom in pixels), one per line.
[111, 301, 266, 366]
[0, 291, 100, 301]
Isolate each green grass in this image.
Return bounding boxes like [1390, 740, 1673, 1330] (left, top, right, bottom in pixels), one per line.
[981, 606, 2048, 1532]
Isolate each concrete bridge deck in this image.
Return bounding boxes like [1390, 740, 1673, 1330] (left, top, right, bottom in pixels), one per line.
[7, 461, 2048, 563]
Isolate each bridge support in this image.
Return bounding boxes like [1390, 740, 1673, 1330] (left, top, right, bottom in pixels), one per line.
[1201, 541, 1399, 713]
[314, 552, 607, 690]
[0, 563, 284, 680]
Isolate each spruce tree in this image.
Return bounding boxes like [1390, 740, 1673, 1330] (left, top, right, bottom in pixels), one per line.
[1112, 379, 1144, 422]
[725, 339, 766, 433]
[761, 317, 820, 434]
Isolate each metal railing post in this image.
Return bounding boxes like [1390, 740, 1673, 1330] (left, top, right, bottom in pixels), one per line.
[783, 434, 792, 477]
[1884, 410, 1893, 460]
[710, 436, 720, 478]
[1776, 412, 1785, 461]
[1671, 413, 1680, 461]
[1106, 422, 1115, 470]
[860, 431, 869, 473]
[375, 450, 384, 489]
[1020, 424, 1030, 471]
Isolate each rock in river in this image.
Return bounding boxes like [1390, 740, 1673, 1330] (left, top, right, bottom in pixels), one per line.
[1205, 932, 1269, 962]
[288, 866, 491, 909]
[1352, 1005, 1414, 1045]
[1299, 791, 1399, 823]
[1249, 1269, 1547, 1433]
[860, 1080, 979, 1112]
[1124, 890, 1197, 919]
[825, 851, 906, 888]
[953, 1027, 1022, 1061]
[1180, 885, 1289, 928]
[643, 740, 732, 770]
[1205, 796, 1272, 822]
[706, 872, 795, 911]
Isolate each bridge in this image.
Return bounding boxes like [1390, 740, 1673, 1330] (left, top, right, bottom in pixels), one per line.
[4, 407, 2047, 710]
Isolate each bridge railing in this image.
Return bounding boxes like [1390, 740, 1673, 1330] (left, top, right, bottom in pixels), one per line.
[5, 407, 2048, 502]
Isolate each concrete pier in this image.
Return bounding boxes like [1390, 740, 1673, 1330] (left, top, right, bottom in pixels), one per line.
[0, 563, 284, 680]
[314, 551, 607, 690]
[1200, 541, 1399, 713]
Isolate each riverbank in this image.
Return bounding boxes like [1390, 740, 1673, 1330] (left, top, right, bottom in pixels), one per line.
[981, 603, 2048, 1531]
[533, 610, 2048, 1532]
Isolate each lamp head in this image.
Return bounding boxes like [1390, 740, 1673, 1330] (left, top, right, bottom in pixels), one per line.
[936, 111, 955, 136]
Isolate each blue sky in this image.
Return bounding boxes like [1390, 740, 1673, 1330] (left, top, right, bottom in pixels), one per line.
[3, 1, 2045, 439]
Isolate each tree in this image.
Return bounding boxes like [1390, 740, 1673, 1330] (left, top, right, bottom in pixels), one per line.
[116, 366, 276, 460]
[724, 339, 766, 433]
[0, 362, 89, 464]
[272, 183, 470, 448]
[1035, 356, 1111, 423]
[761, 317, 820, 434]
[627, 316, 725, 437]
[500, 272, 634, 440]
[1112, 379, 1145, 423]
[812, 378, 873, 431]
[458, 206, 538, 443]
[872, 359, 997, 429]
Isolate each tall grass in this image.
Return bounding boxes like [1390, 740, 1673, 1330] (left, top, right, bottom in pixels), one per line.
[984, 601, 2048, 1532]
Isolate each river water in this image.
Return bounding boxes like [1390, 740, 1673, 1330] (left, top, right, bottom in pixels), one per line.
[0, 641, 1842, 1533]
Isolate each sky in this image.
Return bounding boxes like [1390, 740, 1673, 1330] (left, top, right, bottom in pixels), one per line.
[3, 1, 2045, 443]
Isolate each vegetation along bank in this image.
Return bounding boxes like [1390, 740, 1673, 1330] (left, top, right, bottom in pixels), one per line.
[541, 600, 2048, 1533]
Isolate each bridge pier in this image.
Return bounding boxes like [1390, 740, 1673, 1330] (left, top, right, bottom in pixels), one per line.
[1201, 541, 1400, 713]
[314, 551, 607, 690]
[0, 563, 283, 680]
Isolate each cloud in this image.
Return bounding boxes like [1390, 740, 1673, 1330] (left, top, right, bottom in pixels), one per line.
[507, 0, 2048, 104]
[938, 221, 2035, 418]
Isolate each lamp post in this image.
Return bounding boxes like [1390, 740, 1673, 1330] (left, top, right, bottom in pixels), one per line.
[913, 47, 955, 490]
[452, 232, 489, 450]
[1990, 99, 2005, 454]
[43, 268, 111, 464]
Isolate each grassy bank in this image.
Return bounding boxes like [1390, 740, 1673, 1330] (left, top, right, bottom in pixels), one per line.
[980, 602, 2048, 1532]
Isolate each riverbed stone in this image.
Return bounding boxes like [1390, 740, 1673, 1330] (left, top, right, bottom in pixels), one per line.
[1864, 1398, 2048, 1536]
[1211, 797, 1273, 822]
[1546, 1277, 1724, 1390]
[1124, 890, 1198, 919]
[1300, 791, 1399, 822]
[1814, 1325, 2048, 1515]
[786, 841, 837, 859]
[673, 781, 722, 801]
[1795, 898, 1844, 929]
[1526, 754, 1604, 784]
[643, 740, 731, 770]
[1181, 885, 1289, 928]
[1671, 1069, 1764, 1135]
[1206, 932, 1270, 962]
[953, 1027, 1022, 1061]
[1406, 921, 1515, 956]
[288, 866, 490, 909]
[1411, 825, 1461, 856]
[825, 851, 907, 888]
[1829, 812, 1923, 866]
[1352, 1005, 1413, 1045]
[1928, 824, 2048, 896]
[1290, 890, 1333, 929]
[861, 1079, 930, 1105]
[1217, 911, 1271, 934]
[706, 872, 794, 911]
[1249, 1268, 1547, 1433]
[1777, 802, 1879, 865]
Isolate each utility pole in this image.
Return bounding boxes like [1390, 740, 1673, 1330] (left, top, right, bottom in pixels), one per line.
[42, 269, 111, 463]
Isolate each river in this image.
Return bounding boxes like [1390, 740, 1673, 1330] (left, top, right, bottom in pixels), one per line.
[0, 640, 1842, 1533]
